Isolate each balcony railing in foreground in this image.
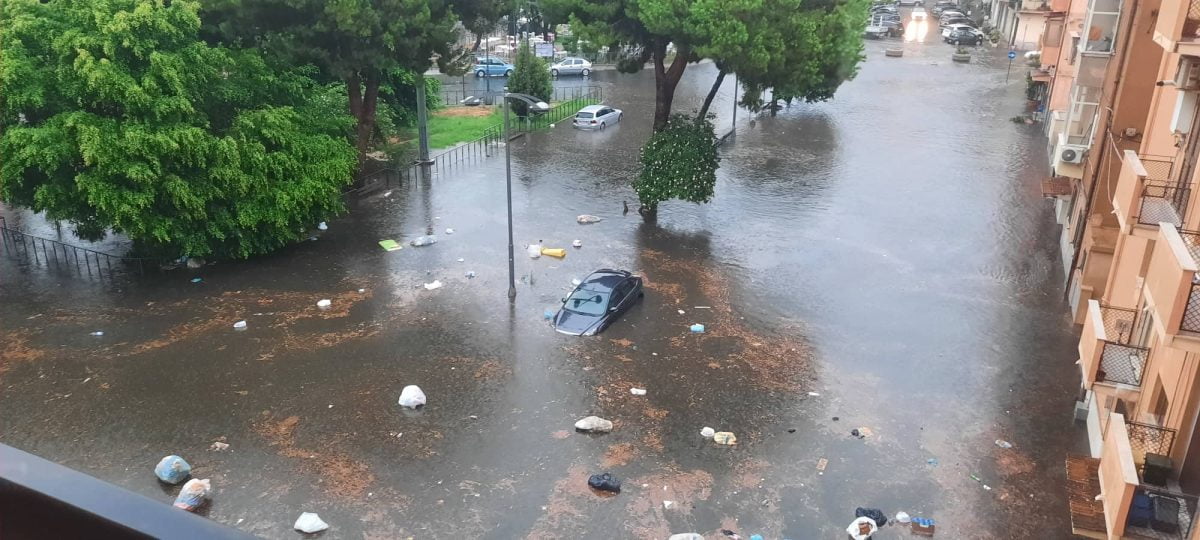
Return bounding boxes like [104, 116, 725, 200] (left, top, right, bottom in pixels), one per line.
[1139, 181, 1191, 228]
[1098, 340, 1149, 387]
[0, 443, 250, 539]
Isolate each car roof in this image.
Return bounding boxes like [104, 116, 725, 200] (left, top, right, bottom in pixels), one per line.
[581, 269, 631, 288]
[578, 105, 606, 113]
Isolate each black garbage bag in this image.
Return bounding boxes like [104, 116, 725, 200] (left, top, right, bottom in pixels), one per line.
[855, 507, 888, 527]
[588, 472, 621, 493]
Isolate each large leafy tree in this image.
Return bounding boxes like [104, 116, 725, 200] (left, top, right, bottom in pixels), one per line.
[545, 0, 868, 131]
[202, 0, 464, 169]
[0, 0, 356, 258]
[507, 42, 553, 115]
[457, 0, 515, 51]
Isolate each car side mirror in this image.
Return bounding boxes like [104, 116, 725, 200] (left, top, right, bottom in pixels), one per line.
[609, 307, 618, 312]
[561, 298, 567, 304]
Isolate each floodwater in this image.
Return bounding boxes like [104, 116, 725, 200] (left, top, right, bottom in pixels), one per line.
[0, 38, 1085, 539]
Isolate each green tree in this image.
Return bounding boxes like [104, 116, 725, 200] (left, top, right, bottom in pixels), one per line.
[457, 0, 515, 51]
[0, 0, 356, 258]
[507, 42, 553, 116]
[633, 115, 720, 216]
[202, 0, 465, 170]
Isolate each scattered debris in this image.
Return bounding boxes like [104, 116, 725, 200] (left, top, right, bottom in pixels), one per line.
[383, 190, 393, 197]
[465, 271, 476, 279]
[846, 517, 878, 540]
[577, 214, 603, 224]
[423, 280, 444, 290]
[541, 247, 567, 258]
[787, 428, 796, 433]
[572, 239, 583, 248]
[574, 416, 613, 433]
[995, 439, 1013, 449]
[630, 388, 647, 396]
[210, 441, 229, 451]
[668, 533, 703, 540]
[571, 278, 582, 286]
[895, 511, 912, 524]
[528, 242, 543, 258]
[832, 416, 839, 421]
[173, 478, 210, 512]
[445, 228, 455, 234]
[398, 385, 427, 408]
[856, 507, 888, 526]
[190, 278, 203, 283]
[677, 309, 685, 315]
[316, 299, 331, 308]
[154, 455, 191, 484]
[857, 427, 874, 438]
[713, 432, 737, 445]
[700, 427, 716, 438]
[911, 517, 936, 536]
[357, 288, 366, 293]
[294, 512, 330, 534]
[663, 500, 674, 509]
[186, 257, 205, 269]
[816, 458, 828, 472]
[587, 472, 621, 493]
[689, 324, 705, 333]
[851, 429, 863, 439]
[721, 530, 742, 539]
[89, 331, 105, 336]
[694, 306, 711, 309]
[317, 222, 328, 231]
[807, 392, 820, 397]
[927, 457, 939, 466]
[410, 235, 438, 247]
[379, 239, 402, 251]
[457, 257, 465, 262]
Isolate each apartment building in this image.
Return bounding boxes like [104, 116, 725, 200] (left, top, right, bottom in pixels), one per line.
[992, 0, 1056, 50]
[1039, 0, 1200, 534]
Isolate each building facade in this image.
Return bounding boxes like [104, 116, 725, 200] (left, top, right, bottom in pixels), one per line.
[1040, 0, 1200, 534]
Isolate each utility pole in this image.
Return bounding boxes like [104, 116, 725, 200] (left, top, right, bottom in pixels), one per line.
[731, 72, 738, 138]
[415, 73, 432, 164]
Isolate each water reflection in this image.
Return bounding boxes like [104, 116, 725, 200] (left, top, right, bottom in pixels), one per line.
[905, 19, 929, 42]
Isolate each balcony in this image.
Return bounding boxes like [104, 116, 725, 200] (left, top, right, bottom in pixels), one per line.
[1113, 151, 1185, 235]
[1080, 300, 1149, 389]
[1143, 225, 1200, 348]
[1155, 0, 1200, 54]
[1019, 0, 1051, 13]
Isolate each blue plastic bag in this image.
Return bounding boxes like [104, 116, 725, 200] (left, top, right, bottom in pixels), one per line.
[173, 478, 210, 511]
[154, 455, 191, 484]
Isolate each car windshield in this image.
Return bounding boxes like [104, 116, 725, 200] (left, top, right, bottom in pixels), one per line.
[564, 288, 610, 315]
[576, 112, 594, 119]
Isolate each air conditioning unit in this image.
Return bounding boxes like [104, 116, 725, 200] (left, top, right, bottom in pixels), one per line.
[1176, 57, 1200, 91]
[1061, 144, 1088, 164]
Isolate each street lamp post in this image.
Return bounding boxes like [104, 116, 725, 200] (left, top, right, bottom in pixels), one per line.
[500, 90, 550, 300]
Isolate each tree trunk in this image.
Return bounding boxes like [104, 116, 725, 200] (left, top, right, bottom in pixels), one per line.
[652, 44, 689, 132]
[697, 69, 727, 121]
[346, 72, 381, 171]
[472, 33, 483, 52]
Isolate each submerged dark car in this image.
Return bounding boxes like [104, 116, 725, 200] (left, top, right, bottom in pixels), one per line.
[552, 269, 644, 336]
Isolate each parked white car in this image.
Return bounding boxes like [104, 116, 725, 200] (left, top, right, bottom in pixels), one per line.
[550, 57, 593, 77]
[572, 105, 622, 130]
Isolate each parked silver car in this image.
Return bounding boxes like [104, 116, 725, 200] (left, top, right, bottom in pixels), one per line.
[550, 57, 593, 77]
[572, 105, 622, 130]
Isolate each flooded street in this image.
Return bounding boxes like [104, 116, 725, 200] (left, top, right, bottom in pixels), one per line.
[0, 37, 1086, 539]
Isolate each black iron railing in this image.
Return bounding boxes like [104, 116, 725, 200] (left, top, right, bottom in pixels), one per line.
[1183, 283, 1200, 334]
[1098, 341, 1149, 387]
[1139, 181, 1191, 227]
[1186, 0, 1200, 40]
[1127, 484, 1198, 540]
[1100, 304, 1138, 344]
[0, 216, 169, 278]
[0, 443, 251, 538]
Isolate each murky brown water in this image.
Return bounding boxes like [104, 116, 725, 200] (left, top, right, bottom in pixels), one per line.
[0, 37, 1084, 539]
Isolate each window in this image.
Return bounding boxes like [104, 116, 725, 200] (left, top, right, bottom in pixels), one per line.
[1153, 379, 1170, 425]
[1083, 0, 1120, 53]
[1070, 35, 1080, 64]
[1066, 85, 1101, 145]
[1044, 19, 1064, 51]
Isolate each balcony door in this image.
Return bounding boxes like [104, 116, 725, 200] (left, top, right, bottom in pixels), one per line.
[1177, 98, 1200, 201]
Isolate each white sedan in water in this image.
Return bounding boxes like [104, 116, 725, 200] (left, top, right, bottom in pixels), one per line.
[572, 105, 623, 130]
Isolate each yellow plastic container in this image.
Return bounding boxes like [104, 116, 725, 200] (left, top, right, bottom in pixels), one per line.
[541, 247, 567, 258]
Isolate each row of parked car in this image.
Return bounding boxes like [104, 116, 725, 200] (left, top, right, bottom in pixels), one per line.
[473, 56, 595, 78]
[865, 0, 987, 44]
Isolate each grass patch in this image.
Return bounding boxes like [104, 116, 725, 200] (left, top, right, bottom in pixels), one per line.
[423, 106, 503, 149]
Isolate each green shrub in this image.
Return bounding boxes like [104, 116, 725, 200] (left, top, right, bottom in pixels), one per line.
[633, 114, 720, 216]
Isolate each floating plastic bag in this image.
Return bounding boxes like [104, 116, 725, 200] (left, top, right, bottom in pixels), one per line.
[587, 472, 621, 493]
[154, 455, 191, 484]
[173, 478, 210, 511]
[846, 516, 878, 540]
[410, 235, 438, 247]
[316, 299, 331, 308]
[574, 416, 613, 433]
[398, 385, 426, 408]
[895, 511, 912, 524]
[423, 280, 443, 290]
[577, 215, 603, 224]
[690, 324, 705, 333]
[527, 243, 543, 258]
[700, 427, 716, 438]
[856, 507, 888, 526]
[713, 432, 737, 445]
[294, 512, 330, 533]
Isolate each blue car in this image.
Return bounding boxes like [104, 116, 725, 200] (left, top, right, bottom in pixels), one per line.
[474, 57, 514, 78]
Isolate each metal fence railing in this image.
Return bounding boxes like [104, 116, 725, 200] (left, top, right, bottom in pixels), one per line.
[1098, 341, 1149, 387]
[440, 85, 603, 107]
[1127, 484, 1198, 540]
[1100, 304, 1138, 344]
[0, 216, 168, 279]
[1186, 0, 1200, 41]
[1139, 181, 1190, 227]
[1128, 421, 1177, 478]
[1142, 155, 1176, 181]
[1182, 283, 1200, 334]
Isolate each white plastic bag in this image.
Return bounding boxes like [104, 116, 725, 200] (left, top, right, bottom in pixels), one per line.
[173, 478, 211, 511]
[846, 516, 878, 540]
[294, 512, 330, 533]
[398, 385, 426, 408]
[527, 243, 543, 258]
[574, 416, 613, 433]
[410, 235, 438, 247]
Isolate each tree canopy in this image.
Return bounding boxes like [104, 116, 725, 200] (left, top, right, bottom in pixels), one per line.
[0, 0, 357, 258]
[508, 42, 553, 116]
[201, 0, 465, 167]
